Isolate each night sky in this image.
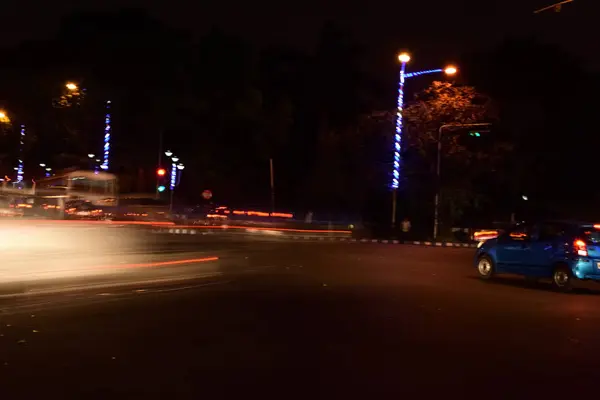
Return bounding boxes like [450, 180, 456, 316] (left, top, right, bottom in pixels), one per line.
[2, 0, 598, 71]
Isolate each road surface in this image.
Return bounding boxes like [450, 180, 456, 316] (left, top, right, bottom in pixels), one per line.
[1, 240, 600, 398]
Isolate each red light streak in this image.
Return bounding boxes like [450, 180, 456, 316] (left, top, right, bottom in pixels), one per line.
[111, 256, 219, 269]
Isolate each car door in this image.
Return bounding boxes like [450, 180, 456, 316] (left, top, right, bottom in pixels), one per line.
[495, 225, 532, 273]
[524, 222, 566, 277]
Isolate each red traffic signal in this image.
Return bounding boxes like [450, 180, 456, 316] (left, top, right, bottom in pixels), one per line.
[157, 168, 167, 177]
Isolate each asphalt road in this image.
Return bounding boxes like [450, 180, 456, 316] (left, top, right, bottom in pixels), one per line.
[1, 240, 600, 399]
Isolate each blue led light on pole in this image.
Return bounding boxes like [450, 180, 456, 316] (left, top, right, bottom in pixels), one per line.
[390, 52, 457, 226]
[101, 100, 111, 171]
[170, 162, 177, 190]
[16, 125, 25, 183]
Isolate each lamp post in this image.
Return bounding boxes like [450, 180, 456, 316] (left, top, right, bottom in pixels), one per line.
[390, 52, 457, 227]
[165, 151, 183, 212]
[432, 123, 492, 240]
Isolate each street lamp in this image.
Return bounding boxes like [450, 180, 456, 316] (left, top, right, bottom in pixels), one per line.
[66, 82, 78, 91]
[0, 110, 10, 123]
[391, 52, 459, 227]
[432, 123, 492, 240]
[163, 153, 184, 211]
[444, 66, 458, 75]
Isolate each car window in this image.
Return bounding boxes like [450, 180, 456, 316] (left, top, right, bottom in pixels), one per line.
[499, 225, 530, 242]
[533, 223, 567, 241]
[580, 228, 600, 244]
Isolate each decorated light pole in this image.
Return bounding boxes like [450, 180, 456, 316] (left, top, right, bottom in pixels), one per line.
[164, 150, 184, 212]
[390, 52, 457, 227]
[100, 100, 112, 171]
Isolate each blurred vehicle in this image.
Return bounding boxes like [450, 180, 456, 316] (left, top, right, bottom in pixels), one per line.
[0, 196, 24, 217]
[35, 170, 118, 207]
[115, 194, 171, 222]
[475, 220, 600, 291]
[472, 221, 514, 242]
[64, 200, 108, 220]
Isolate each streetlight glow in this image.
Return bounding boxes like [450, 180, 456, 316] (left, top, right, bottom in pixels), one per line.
[398, 53, 411, 63]
[66, 82, 78, 91]
[88, 153, 95, 158]
[165, 150, 173, 157]
[171, 156, 179, 163]
[444, 66, 458, 75]
[0, 110, 9, 123]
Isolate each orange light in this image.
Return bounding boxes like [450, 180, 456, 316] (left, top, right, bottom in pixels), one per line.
[574, 239, 588, 257]
[157, 168, 167, 176]
[474, 230, 498, 238]
[398, 53, 410, 63]
[593, 224, 600, 229]
[444, 65, 458, 75]
[271, 212, 293, 218]
[509, 232, 528, 239]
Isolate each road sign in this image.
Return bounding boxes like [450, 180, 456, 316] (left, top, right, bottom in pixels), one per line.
[202, 190, 213, 200]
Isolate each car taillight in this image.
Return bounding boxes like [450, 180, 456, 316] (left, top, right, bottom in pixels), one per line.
[574, 239, 588, 257]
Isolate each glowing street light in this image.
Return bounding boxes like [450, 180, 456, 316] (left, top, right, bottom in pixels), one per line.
[398, 53, 411, 63]
[390, 51, 459, 226]
[165, 150, 173, 157]
[0, 110, 10, 123]
[444, 66, 458, 75]
[88, 153, 95, 158]
[66, 82, 78, 91]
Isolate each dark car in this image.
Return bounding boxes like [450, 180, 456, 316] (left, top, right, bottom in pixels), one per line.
[474, 220, 600, 291]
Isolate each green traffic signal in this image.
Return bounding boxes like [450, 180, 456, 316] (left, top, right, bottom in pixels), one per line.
[469, 131, 481, 137]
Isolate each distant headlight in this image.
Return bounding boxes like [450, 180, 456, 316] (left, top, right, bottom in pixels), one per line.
[477, 240, 485, 249]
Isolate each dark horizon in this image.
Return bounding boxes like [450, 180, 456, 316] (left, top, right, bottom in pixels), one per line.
[2, 1, 598, 71]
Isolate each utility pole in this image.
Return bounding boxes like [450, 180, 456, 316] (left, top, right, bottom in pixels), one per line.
[433, 123, 492, 240]
[269, 158, 275, 214]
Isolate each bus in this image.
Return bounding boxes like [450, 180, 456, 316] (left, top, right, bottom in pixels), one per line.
[35, 170, 118, 207]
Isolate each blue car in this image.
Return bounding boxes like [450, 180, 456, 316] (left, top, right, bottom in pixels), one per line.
[475, 221, 600, 291]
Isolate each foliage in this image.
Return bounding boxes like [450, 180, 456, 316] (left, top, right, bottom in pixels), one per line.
[403, 81, 509, 229]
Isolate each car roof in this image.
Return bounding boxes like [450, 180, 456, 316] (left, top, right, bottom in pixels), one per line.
[538, 220, 596, 228]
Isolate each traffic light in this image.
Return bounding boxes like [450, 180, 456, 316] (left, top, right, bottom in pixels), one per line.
[469, 131, 481, 137]
[157, 185, 166, 193]
[157, 168, 166, 177]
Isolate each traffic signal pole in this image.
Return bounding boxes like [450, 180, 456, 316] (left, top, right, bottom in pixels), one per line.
[433, 123, 492, 240]
[156, 130, 163, 198]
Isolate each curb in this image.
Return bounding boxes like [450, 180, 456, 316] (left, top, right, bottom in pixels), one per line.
[288, 236, 477, 248]
[152, 228, 477, 248]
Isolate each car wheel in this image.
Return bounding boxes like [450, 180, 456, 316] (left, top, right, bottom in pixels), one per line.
[552, 265, 572, 292]
[477, 255, 495, 280]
